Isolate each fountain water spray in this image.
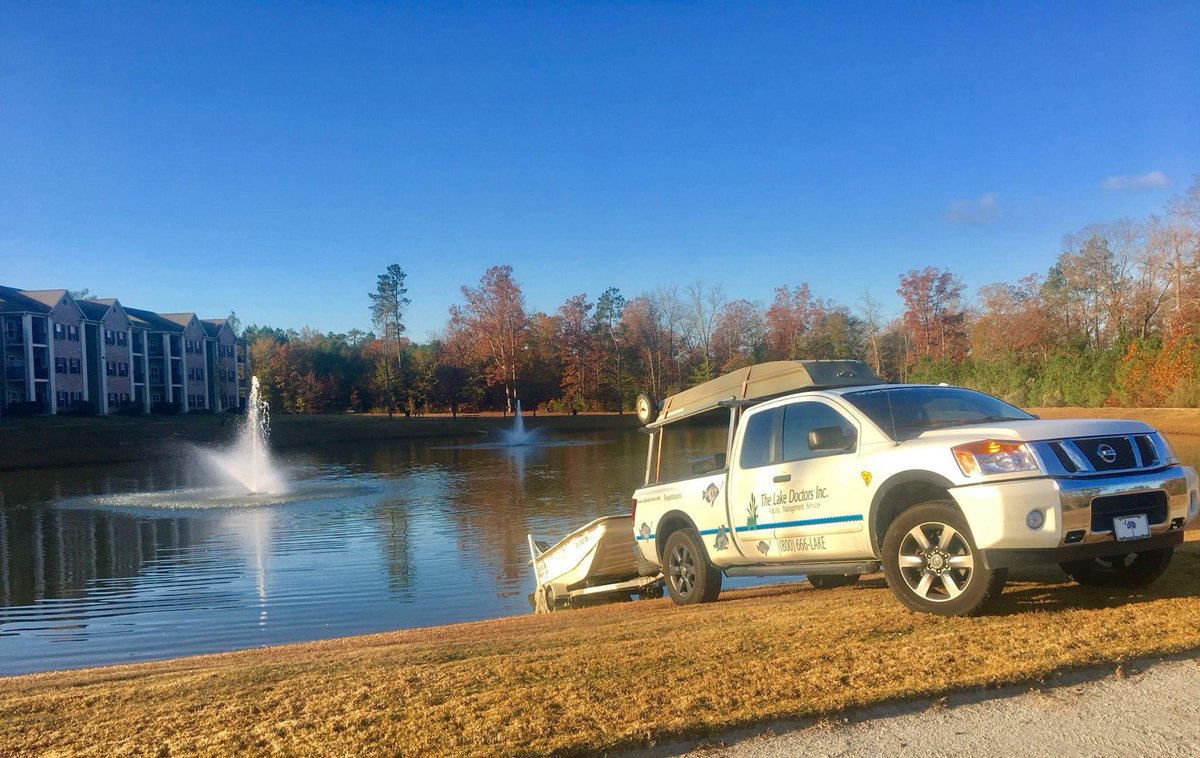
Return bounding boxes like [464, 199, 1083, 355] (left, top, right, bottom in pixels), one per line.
[204, 376, 286, 495]
[499, 399, 539, 446]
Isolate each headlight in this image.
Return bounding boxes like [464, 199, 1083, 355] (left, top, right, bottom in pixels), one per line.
[952, 440, 1040, 477]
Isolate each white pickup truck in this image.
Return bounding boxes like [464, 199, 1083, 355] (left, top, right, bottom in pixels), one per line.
[631, 360, 1199, 616]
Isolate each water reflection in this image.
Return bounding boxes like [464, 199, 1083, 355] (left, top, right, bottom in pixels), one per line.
[0, 430, 649, 674]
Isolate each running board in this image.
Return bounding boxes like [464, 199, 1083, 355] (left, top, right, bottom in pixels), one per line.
[724, 561, 880, 578]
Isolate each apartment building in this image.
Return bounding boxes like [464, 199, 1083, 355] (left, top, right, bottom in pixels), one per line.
[0, 285, 248, 415]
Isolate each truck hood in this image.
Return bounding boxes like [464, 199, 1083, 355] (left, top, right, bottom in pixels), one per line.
[913, 418, 1155, 444]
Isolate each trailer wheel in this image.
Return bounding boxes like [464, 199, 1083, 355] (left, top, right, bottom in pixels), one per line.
[663, 529, 722, 605]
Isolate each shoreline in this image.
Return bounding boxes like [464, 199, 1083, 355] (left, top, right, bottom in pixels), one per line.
[3, 539, 1200, 755]
[3, 407, 1200, 753]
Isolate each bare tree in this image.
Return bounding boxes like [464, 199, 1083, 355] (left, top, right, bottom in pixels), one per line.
[858, 291, 883, 374]
[685, 279, 725, 381]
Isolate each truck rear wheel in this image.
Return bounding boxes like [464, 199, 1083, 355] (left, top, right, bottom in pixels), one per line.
[1060, 547, 1173, 589]
[882, 501, 1007, 617]
[663, 529, 722, 605]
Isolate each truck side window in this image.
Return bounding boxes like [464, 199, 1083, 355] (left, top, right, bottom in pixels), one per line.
[782, 402, 857, 462]
[739, 407, 782, 469]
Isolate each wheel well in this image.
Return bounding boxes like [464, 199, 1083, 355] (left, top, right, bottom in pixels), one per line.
[871, 479, 955, 554]
[655, 512, 698, 563]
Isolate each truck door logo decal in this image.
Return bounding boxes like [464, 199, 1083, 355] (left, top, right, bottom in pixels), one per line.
[746, 493, 759, 529]
[702, 483, 720, 505]
[713, 525, 730, 551]
[757, 540, 770, 555]
[861, 471, 872, 486]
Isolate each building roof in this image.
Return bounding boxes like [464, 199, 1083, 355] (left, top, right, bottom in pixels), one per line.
[0, 285, 51, 315]
[201, 319, 225, 338]
[124, 306, 185, 333]
[76, 299, 114, 321]
[19, 289, 70, 308]
[159, 312, 202, 330]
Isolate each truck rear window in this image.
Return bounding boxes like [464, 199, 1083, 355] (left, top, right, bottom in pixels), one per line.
[654, 408, 729, 483]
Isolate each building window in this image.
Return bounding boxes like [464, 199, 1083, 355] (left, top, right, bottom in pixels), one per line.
[119, 362, 129, 377]
[57, 390, 68, 406]
[68, 325, 80, 341]
[54, 323, 65, 340]
[107, 392, 117, 407]
[105, 329, 115, 345]
[3, 320, 18, 342]
[105, 361, 115, 376]
[117, 332, 127, 346]
[150, 365, 162, 383]
[56, 357, 67, 374]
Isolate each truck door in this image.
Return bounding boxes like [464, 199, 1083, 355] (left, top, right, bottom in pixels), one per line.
[728, 399, 865, 561]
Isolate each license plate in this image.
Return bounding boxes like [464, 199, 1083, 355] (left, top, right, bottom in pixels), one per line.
[1113, 514, 1150, 541]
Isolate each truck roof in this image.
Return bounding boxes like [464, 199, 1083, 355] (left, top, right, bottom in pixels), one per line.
[646, 360, 883, 428]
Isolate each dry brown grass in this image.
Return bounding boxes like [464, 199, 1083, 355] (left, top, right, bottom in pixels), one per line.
[1030, 407, 1200, 437]
[4, 534, 1200, 756]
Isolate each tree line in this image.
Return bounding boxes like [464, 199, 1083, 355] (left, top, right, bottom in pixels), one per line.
[245, 177, 1200, 414]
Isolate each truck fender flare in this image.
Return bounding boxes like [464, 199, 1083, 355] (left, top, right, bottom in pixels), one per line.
[867, 471, 957, 555]
[654, 509, 709, 564]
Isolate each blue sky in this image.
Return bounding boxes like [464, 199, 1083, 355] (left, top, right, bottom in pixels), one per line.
[2, 2, 1197, 339]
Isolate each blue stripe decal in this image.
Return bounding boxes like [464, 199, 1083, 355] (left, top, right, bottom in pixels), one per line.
[734, 514, 863, 532]
[636, 527, 722, 542]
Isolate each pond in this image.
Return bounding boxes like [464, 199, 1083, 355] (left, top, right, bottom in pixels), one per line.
[2, 428, 1198, 675]
[0, 428, 739, 675]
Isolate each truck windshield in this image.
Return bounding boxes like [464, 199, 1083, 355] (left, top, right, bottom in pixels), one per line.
[841, 386, 1033, 442]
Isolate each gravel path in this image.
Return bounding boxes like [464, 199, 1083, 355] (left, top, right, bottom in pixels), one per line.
[637, 654, 1200, 757]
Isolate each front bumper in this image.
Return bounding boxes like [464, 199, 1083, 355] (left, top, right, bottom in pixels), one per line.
[951, 465, 1198, 568]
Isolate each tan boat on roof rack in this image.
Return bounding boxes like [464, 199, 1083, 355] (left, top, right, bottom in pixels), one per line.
[637, 359, 884, 427]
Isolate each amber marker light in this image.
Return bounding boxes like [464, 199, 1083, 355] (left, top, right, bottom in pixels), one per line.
[952, 440, 1039, 477]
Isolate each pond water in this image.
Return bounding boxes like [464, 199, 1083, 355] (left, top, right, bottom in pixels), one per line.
[0, 428, 740, 675]
[2, 428, 1198, 676]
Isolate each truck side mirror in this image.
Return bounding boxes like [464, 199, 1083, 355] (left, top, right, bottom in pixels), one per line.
[808, 426, 855, 452]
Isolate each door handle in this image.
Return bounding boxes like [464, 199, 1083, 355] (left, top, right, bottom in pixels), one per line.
[773, 474, 791, 483]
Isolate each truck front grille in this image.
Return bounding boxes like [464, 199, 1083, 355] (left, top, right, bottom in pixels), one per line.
[1090, 490, 1168, 533]
[1075, 436, 1137, 471]
[1048, 434, 1161, 474]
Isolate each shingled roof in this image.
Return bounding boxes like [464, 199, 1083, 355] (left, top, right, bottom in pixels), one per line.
[0, 285, 51, 315]
[124, 306, 185, 333]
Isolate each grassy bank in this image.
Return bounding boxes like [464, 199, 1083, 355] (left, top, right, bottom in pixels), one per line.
[0, 412, 640, 472]
[3, 535, 1200, 756]
[1030, 406, 1200, 439]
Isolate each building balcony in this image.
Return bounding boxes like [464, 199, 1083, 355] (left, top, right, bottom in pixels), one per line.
[5, 366, 25, 381]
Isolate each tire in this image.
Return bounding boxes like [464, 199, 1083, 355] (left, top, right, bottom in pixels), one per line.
[662, 529, 722, 605]
[1060, 547, 1174, 589]
[808, 574, 860, 590]
[881, 501, 1008, 617]
[635, 393, 659, 425]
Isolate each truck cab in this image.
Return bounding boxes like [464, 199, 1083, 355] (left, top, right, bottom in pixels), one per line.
[632, 360, 1199, 616]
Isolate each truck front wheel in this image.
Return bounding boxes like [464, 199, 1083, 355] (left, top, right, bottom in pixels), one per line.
[1060, 547, 1173, 589]
[882, 501, 1007, 617]
[663, 529, 722, 605]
